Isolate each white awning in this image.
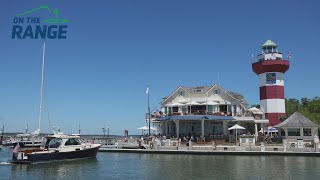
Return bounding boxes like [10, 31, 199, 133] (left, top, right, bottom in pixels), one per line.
[138, 126, 157, 131]
[165, 102, 184, 107]
[206, 101, 218, 105]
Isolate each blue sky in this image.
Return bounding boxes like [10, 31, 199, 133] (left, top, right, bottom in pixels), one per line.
[0, 0, 319, 135]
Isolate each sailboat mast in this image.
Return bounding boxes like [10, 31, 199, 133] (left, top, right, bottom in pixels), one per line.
[38, 43, 46, 131]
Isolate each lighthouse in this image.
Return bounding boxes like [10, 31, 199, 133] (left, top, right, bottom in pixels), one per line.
[252, 40, 290, 126]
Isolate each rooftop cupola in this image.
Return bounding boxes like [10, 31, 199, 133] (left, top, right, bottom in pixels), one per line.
[262, 40, 277, 53]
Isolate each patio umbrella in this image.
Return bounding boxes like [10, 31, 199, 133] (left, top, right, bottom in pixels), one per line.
[206, 101, 218, 105]
[138, 126, 157, 135]
[314, 134, 319, 144]
[248, 107, 263, 115]
[189, 100, 201, 105]
[165, 102, 183, 107]
[228, 124, 246, 142]
[268, 127, 278, 133]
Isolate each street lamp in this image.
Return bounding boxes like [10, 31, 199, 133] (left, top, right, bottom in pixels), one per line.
[102, 126, 106, 138]
[107, 124, 110, 140]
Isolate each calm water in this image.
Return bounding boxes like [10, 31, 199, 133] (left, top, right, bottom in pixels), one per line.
[1, 147, 320, 179]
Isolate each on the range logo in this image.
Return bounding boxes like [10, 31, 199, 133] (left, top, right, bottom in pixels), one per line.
[12, 6, 69, 39]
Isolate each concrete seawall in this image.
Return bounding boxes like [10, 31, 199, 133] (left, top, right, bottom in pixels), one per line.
[99, 148, 320, 157]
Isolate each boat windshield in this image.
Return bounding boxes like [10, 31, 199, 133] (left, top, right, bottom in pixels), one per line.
[65, 138, 81, 146]
[48, 138, 62, 148]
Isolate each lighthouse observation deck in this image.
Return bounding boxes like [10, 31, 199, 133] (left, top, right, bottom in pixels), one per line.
[252, 56, 290, 75]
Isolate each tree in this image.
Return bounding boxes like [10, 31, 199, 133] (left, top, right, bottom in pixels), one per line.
[285, 98, 299, 117]
[284, 97, 320, 124]
[250, 104, 260, 108]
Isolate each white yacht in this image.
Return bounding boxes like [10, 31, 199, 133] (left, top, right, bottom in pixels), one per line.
[12, 133, 101, 164]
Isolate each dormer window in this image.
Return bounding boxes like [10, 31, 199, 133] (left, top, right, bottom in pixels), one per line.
[180, 91, 185, 96]
[194, 89, 202, 93]
[214, 89, 220, 94]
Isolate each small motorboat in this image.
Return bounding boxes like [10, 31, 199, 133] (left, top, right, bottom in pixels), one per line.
[11, 133, 101, 164]
[4, 130, 42, 148]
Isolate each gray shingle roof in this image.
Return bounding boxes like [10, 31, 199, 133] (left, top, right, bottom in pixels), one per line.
[228, 91, 248, 105]
[274, 112, 319, 128]
[184, 86, 211, 94]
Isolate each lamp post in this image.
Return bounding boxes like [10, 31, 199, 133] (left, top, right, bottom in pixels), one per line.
[107, 124, 109, 140]
[102, 125, 106, 138]
[146, 85, 151, 136]
[26, 124, 29, 134]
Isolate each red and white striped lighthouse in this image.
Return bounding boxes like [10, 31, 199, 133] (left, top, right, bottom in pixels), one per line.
[252, 40, 290, 126]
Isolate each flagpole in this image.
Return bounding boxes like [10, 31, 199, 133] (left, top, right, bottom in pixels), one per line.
[147, 85, 151, 136]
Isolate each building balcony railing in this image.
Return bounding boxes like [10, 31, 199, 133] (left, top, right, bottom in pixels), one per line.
[166, 111, 233, 116]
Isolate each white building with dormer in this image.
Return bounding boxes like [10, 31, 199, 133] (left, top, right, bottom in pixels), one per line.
[154, 84, 269, 141]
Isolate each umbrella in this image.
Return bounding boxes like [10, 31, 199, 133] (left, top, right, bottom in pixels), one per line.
[267, 127, 278, 133]
[314, 134, 319, 144]
[189, 100, 201, 105]
[138, 126, 157, 130]
[138, 126, 157, 135]
[165, 102, 183, 107]
[248, 107, 263, 115]
[228, 124, 246, 142]
[206, 101, 218, 105]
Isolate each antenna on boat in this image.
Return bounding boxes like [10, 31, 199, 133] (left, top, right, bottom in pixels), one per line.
[38, 42, 45, 133]
[26, 123, 29, 133]
[0, 124, 4, 134]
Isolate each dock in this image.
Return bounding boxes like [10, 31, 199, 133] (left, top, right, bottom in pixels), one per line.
[98, 147, 320, 157]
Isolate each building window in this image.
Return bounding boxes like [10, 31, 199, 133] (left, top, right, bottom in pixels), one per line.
[192, 126, 194, 132]
[303, 128, 312, 136]
[214, 89, 220, 94]
[288, 128, 300, 136]
[194, 89, 202, 93]
[180, 91, 185, 96]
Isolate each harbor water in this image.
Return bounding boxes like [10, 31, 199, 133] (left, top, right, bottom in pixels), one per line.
[1, 147, 320, 179]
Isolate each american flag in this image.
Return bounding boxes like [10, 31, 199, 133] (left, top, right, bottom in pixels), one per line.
[13, 143, 20, 154]
[287, 52, 291, 59]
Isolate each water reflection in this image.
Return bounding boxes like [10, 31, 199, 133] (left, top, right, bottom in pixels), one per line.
[2, 147, 320, 179]
[10, 158, 98, 179]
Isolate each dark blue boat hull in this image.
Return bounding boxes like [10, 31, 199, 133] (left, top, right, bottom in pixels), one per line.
[13, 146, 100, 164]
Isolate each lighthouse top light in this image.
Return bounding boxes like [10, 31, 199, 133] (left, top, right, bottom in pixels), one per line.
[262, 40, 277, 53]
[256, 40, 283, 62]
